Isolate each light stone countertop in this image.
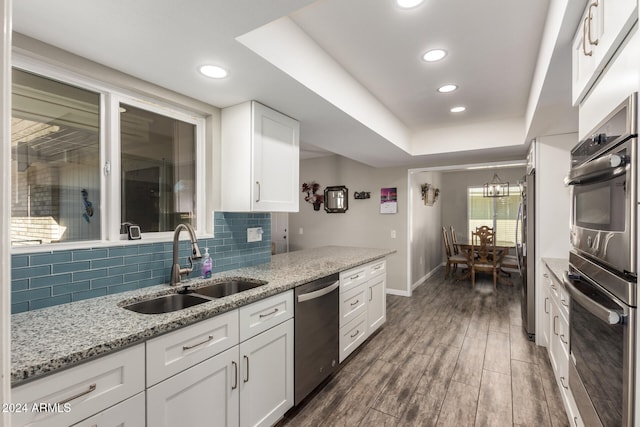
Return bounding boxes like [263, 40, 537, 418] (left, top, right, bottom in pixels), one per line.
[542, 257, 568, 285]
[11, 246, 395, 386]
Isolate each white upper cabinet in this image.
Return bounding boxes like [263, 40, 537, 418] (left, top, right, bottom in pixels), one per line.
[572, 0, 638, 105]
[221, 101, 300, 212]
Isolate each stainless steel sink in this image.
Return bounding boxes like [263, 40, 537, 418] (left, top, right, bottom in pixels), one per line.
[123, 293, 210, 314]
[192, 280, 266, 299]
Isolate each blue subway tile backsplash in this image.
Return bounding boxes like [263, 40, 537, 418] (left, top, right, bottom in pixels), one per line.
[11, 212, 271, 313]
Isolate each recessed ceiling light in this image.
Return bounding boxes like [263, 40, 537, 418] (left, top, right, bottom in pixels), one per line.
[199, 65, 228, 79]
[422, 49, 447, 62]
[450, 106, 466, 113]
[437, 84, 458, 93]
[396, 0, 424, 8]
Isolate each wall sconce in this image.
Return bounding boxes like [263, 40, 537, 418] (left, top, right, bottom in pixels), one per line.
[421, 183, 439, 206]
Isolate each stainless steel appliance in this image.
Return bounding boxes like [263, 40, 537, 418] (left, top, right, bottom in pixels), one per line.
[565, 93, 637, 426]
[516, 147, 536, 340]
[294, 273, 340, 405]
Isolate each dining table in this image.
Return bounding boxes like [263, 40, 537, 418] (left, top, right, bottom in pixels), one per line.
[453, 239, 515, 285]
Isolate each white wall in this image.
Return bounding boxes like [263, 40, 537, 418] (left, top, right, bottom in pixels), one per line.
[408, 170, 443, 289]
[289, 155, 407, 293]
[439, 167, 526, 250]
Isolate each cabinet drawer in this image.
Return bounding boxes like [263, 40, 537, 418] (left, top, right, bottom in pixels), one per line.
[368, 259, 386, 278]
[72, 392, 145, 427]
[340, 265, 368, 293]
[340, 284, 366, 327]
[239, 291, 293, 342]
[339, 312, 368, 363]
[146, 310, 239, 386]
[12, 344, 145, 427]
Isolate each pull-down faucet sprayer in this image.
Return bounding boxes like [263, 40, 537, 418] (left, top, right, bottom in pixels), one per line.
[170, 223, 202, 286]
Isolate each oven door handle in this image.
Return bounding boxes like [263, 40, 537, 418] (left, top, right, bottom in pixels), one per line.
[564, 152, 626, 185]
[563, 272, 622, 325]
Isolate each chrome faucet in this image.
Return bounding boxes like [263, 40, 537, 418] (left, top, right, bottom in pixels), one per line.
[170, 223, 203, 286]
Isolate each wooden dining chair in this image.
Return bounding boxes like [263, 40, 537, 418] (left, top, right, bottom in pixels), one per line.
[442, 226, 468, 279]
[470, 229, 503, 289]
[475, 225, 494, 245]
[449, 225, 459, 254]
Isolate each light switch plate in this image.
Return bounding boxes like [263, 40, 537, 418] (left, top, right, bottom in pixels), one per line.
[247, 227, 263, 242]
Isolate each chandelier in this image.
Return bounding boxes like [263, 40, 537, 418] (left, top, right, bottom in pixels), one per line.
[483, 173, 509, 198]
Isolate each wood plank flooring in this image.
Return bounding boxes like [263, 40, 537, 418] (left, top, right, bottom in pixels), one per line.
[278, 269, 569, 427]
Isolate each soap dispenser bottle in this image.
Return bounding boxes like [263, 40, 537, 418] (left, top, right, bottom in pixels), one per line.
[201, 247, 212, 279]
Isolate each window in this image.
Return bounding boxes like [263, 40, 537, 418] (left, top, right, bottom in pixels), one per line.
[468, 185, 520, 242]
[11, 69, 101, 246]
[120, 103, 196, 233]
[10, 67, 204, 247]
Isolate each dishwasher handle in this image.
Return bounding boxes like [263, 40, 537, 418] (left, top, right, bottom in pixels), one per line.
[297, 281, 340, 303]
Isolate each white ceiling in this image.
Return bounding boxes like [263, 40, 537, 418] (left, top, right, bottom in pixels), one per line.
[12, 0, 577, 168]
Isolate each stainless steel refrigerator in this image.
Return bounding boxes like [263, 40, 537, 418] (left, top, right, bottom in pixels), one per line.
[516, 171, 535, 340]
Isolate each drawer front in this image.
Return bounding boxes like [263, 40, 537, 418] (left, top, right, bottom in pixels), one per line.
[239, 290, 293, 342]
[72, 392, 145, 427]
[367, 259, 386, 279]
[339, 312, 368, 363]
[339, 265, 368, 293]
[12, 344, 145, 427]
[340, 284, 366, 327]
[146, 310, 239, 386]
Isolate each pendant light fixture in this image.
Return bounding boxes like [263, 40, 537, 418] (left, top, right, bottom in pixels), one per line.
[483, 172, 509, 198]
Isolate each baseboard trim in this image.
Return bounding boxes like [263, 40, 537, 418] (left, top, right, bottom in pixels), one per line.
[411, 264, 444, 291]
[386, 288, 411, 297]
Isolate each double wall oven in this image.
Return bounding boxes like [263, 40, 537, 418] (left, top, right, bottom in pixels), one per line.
[564, 93, 637, 426]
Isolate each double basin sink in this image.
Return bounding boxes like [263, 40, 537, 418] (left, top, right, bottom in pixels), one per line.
[122, 279, 267, 315]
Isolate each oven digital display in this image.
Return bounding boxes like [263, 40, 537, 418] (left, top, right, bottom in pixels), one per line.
[576, 186, 611, 225]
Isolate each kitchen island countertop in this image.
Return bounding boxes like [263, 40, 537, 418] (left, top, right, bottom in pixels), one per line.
[11, 246, 395, 386]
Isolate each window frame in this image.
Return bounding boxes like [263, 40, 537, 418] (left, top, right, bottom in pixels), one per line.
[467, 184, 521, 242]
[11, 56, 207, 253]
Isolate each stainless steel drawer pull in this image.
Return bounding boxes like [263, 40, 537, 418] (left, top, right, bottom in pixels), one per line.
[350, 274, 360, 280]
[57, 383, 97, 405]
[183, 335, 214, 350]
[560, 376, 569, 389]
[561, 298, 569, 307]
[231, 361, 238, 390]
[553, 316, 558, 335]
[350, 299, 359, 306]
[259, 308, 279, 318]
[350, 330, 359, 338]
[373, 265, 381, 270]
[560, 334, 568, 345]
[543, 273, 549, 278]
[544, 297, 549, 314]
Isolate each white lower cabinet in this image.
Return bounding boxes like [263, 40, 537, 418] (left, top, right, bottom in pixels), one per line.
[338, 259, 387, 362]
[147, 291, 294, 427]
[12, 344, 145, 427]
[72, 392, 145, 427]
[239, 318, 294, 427]
[147, 346, 239, 427]
[367, 273, 386, 334]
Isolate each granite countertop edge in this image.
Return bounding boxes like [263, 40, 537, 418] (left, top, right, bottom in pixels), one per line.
[11, 246, 395, 386]
[542, 257, 569, 285]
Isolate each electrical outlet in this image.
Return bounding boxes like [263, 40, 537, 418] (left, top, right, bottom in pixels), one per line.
[299, 227, 304, 235]
[247, 227, 263, 242]
[390, 230, 397, 239]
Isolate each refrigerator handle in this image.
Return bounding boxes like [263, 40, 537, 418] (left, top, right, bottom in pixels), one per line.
[515, 201, 523, 275]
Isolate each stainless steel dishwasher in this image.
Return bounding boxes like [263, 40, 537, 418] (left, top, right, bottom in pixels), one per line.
[294, 273, 340, 405]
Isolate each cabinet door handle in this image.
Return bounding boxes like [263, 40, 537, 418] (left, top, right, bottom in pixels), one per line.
[553, 316, 559, 335]
[231, 361, 238, 390]
[370, 287, 373, 302]
[350, 299, 360, 306]
[587, 1, 599, 46]
[243, 355, 249, 383]
[350, 330, 359, 338]
[182, 335, 214, 350]
[561, 298, 569, 308]
[582, 16, 593, 56]
[350, 274, 360, 280]
[560, 334, 568, 345]
[560, 376, 569, 389]
[544, 297, 549, 314]
[57, 383, 97, 405]
[543, 273, 549, 278]
[255, 181, 261, 203]
[259, 308, 279, 318]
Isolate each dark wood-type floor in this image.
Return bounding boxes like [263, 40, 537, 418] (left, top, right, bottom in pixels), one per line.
[278, 268, 569, 427]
